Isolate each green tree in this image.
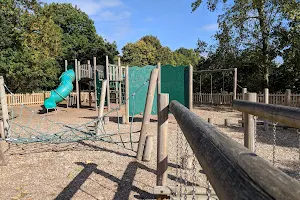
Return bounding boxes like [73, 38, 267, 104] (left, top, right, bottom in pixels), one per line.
[41, 3, 118, 65]
[192, 0, 285, 87]
[0, 0, 63, 92]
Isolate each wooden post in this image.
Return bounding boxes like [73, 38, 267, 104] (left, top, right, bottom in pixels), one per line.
[96, 80, 107, 135]
[0, 77, 9, 137]
[285, 89, 291, 106]
[169, 100, 300, 200]
[93, 57, 98, 112]
[264, 88, 269, 131]
[189, 64, 193, 110]
[136, 68, 159, 161]
[157, 62, 161, 94]
[78, 60, 81, 107]
[0, 121, 4, 139]
[75, 59, 80, 109]
[143, 135, 154, 162]
[124, 66, 129, 124]
[118, 57, 122, 108]
[233, 68, 237, 100]
[157, 93, 169, 186]
[65, 60, 68, 71]
[224, 119, 230, 127]
[0, 140, 6, 166]
[242, 88, 247, 127]
[244, 92, 257, 152]
[208, 118, 213, 124]
[87, 60, 92, 107]
[106, 56, 111, 111]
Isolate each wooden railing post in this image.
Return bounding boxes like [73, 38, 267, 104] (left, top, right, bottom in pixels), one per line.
[264, 88, 269, 131]
[105, 56, 111, 111]
[285, 89, 291, 106]
[96, 80, 107, 135]
[233, 68, 237, 100]
[124, 66, 129, 124]
[0, 77, 9, 138]
[93, 57, 98, 112]
[189, 64, 193, 110]
[244, 92, 257, 152]
[241, 88, 247, 127]
[157, 93, 169, 186]
[136, 69, 159, 161]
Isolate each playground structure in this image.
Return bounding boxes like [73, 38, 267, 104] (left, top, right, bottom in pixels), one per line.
[0, 63, 299, 199]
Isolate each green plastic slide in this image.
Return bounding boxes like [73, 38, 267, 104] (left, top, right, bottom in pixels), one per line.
[44, 69, 75, 109]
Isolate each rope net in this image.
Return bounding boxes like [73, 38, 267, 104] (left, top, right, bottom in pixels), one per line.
[2, 79, 150, 151]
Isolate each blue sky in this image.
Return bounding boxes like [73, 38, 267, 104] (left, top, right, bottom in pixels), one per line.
[45, 0, 223, 52]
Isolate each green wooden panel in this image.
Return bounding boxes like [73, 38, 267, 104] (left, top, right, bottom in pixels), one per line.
[129, 66, 157, 116]
[161, 65, 189, 108]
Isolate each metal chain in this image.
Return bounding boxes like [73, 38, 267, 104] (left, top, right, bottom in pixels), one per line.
[191, 154, 197, 200]
[254, 116, 257, 153]
[179, 129, 184, 199]
[175, 124, 180, 198]
[272, 122, 278, 166]
[206, 176, 211, 199]
[297, 129, 300, 167]
[183, 139, 189, 200]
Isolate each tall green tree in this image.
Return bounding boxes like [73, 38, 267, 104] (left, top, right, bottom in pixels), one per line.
[41, 3, 118, 65]
[0, 0, 63, 92]
[122, 35, 202, 66]
[192, 0, 285, 87]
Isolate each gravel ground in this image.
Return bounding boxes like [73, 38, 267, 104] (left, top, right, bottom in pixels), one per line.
[0, 103, 299, 200]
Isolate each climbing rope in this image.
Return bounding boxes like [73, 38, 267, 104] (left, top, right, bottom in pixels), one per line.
[2, 79, 150, 151]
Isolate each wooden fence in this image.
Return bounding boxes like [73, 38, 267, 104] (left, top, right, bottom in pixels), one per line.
[194, 93, 300, 107]
[6, 92, 95, 106]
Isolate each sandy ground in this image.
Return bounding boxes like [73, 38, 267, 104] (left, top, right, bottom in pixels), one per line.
[0, 103, 299, 200]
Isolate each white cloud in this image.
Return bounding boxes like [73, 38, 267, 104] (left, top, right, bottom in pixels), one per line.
[200, 23, 218, 31]
[97, 11, 131, 21]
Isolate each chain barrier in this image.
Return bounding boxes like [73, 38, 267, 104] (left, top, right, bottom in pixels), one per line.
[272, 122, 278, 166]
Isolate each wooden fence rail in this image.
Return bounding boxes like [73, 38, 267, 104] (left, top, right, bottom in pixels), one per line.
[6, 92, 94, 106]
[169, 100, 300, 200]
[194, 93, 300, 107]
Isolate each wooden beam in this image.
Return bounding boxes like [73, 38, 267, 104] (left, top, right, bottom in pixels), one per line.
[233, 68, 237, 100]
[233, 99, 300, 129]
[285, 89, 291, 106]
[106, 56, 111, 111]
[0, 77, 9, 136]
[75, 59, 80, 109]
[156, 93, 169, 186]
[136, 68, 159, 161]
[124, 66, 129, 124]
[189, 64, 193, 110]
[96, 80, 107, 135]
[118, 57, 122, 107]
[244, 93, 257, 152]
[93, 57, 98, 112]
[169, 100, 300, 200]
[264, 88, 269, 131]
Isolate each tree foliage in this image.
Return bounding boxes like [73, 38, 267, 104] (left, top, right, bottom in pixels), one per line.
[121, 35, 201, 66]
[192, 0, 300, 93]
[0, 0, 119, 92]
